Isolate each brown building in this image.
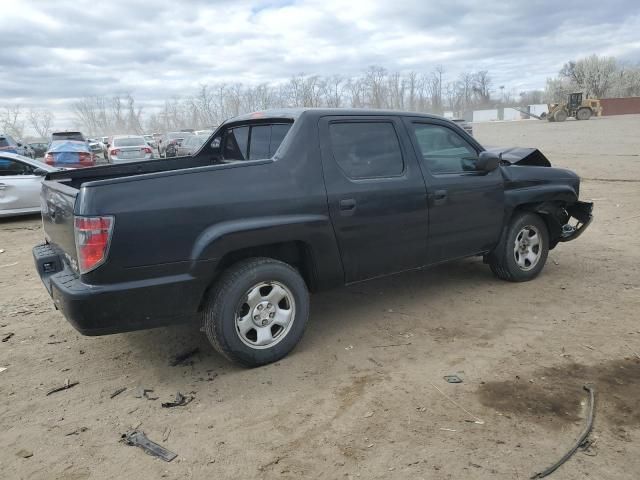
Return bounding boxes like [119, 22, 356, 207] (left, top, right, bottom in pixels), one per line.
[600, 97, 640, 116]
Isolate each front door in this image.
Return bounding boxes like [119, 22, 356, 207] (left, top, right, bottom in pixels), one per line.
[405, 119, 504, 264]
[319, 116, 428, 283]
[0, 157, 42, 212]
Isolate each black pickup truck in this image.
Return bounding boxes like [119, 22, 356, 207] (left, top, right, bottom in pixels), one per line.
[33, 109, 592, 367]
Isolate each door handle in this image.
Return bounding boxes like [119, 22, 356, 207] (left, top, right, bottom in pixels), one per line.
[339, 198, 356, 214]
[430, 189, 448, 205]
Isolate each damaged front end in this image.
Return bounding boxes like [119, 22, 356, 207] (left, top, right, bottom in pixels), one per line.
[536, 201, 594, 247]
[484, 146, 552, 167]
[560, 201, 594, 242]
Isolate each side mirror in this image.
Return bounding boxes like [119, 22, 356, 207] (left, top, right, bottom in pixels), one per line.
[17, 142, 23, 147]
[476, 151, 501, 172]
[33, 168, 48, 176]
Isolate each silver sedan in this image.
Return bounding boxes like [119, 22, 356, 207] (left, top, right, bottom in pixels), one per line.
[0, 152, 58, 217]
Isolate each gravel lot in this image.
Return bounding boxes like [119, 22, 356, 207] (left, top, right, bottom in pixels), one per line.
[1, 115, 639, 479]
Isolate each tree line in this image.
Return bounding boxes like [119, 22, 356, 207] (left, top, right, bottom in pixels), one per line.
[2, 54, 639, 139]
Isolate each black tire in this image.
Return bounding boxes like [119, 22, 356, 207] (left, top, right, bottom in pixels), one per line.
[554, 110, 568, 122]
[202, 257, 310, 367]
[489, 212, 549, 282]
[576, 108, 592, 120]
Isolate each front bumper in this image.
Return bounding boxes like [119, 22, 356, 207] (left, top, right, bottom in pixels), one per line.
[33, 243, 201, 335]
[559, 201, 593, 242]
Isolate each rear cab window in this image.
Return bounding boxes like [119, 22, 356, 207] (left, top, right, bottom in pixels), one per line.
[52, 132, 85, 142]
[218, 122, 293, 162]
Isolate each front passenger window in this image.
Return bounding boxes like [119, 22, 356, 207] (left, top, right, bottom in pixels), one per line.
[412, 123, 478, 174]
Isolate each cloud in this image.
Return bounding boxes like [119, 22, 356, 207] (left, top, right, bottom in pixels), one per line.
[0, 0, 638, 115]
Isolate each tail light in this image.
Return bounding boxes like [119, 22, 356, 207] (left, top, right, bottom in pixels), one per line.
[78, 152, 93, 164]
[110, 149, 120, 157]
[74, 216, 114, 273]
[44, 153, 54, 165]
[142, 147, 152, 154]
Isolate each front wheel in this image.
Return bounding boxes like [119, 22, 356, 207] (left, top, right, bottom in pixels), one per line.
[202, 258, 310, 367]
[576, 107, 592, 120]
[489, 212, 549, 282]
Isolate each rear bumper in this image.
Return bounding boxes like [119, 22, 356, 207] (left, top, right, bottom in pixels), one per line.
[33, 243, 201, 335]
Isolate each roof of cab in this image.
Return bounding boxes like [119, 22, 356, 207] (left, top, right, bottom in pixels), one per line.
[226, 108, 448, 124]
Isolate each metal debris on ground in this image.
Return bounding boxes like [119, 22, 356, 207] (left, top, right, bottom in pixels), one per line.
[530, 384, 596, 479]
[46, 379, 79, 396]
[110, 387, 127, 399]
[429, 382, 484, 425]
[169, 347, 199, 366]
[0, 367, 7, 373]
[372, 342, 412, 348]
[444, 375, 463, 383]
[65, 427, 88, 436]
[161, 392, 194, 408]
[121, 430, 177, 462]
[2, 332, 14, 342]
[16, 449, 33, 458]
[134, 387, 158, 400]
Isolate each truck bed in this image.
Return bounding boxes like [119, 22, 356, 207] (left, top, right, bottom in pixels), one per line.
[46, 155, 213, 189]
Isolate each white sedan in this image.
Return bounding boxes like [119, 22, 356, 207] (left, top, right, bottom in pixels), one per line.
[0, 152, 59, 217]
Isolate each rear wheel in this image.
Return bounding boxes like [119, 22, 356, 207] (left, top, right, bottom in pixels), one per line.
[554, 110, 568, 122]
[202, 258, 310, 367]
[489, 212, 549, 282]
[576, 108, 592, 120]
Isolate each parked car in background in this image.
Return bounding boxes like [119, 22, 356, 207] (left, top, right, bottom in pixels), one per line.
[51, 131, 86, 143]
[28, 141, 49, 158]
[143, 134, 157, 150]
[174, 133, 209, 156]
[0, 152, 58, 217]
[195, 129, 213, 136]
[159, 131, 193, 157]
[23, 144, 36, 159]
[108, 135, 154, 163]
[0, 133, 32, 157]
[44, 140, 96, 168]
[88, 138, 107, 161]
[451, 119, 473, 136]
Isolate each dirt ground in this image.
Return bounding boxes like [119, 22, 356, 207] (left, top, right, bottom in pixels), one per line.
[1, 115, 639, 480]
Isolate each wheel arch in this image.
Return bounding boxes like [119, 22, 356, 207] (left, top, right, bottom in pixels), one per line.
[191, 215, 340, 312]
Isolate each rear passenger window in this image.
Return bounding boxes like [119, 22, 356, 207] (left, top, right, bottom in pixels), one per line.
[329, 122, 404, 179]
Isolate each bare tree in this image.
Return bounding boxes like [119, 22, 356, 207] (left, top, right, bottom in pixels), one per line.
[1, 104, 25, 138]
[28, 108, 55, 139]
[560, 55, 617, 98]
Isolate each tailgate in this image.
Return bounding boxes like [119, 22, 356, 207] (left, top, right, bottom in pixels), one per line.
[41, 179, 79, 269]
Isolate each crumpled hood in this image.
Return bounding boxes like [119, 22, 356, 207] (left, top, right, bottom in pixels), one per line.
[484, 146, 552, 167]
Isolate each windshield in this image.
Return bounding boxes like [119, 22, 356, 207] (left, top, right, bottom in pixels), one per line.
[113, 137, 145, 147]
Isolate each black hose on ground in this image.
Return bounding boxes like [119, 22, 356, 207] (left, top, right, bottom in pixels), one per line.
[530, 384, 596, 479]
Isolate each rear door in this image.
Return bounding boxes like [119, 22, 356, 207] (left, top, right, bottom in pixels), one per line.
[405, 119, 504, 264]
[320, 116, 428, 283]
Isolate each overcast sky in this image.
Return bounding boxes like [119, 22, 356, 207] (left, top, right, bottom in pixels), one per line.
[1, 0, 639, 114]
